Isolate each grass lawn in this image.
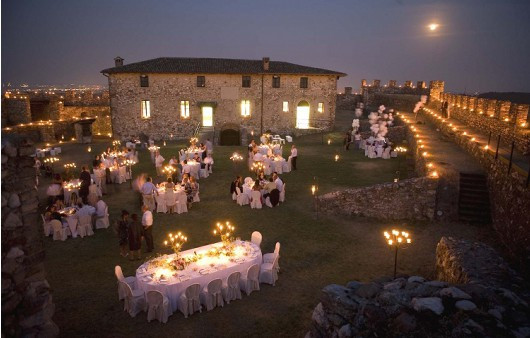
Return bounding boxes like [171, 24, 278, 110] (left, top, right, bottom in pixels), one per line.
[40, 110, 495, 337]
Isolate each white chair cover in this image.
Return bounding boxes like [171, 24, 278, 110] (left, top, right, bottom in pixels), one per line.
[146, 290, 171, 323]
[115, 265, 137, 300]
[282, 160, 290, 173]
[279, 183, 286, 203]
[263, 242, 281, 273]
[285, 135, 292, 143]
[155, 193, 168, 213]
[95, 206, 110, 229]
[54, 147, 61, 154]
[178, 284, 202, 318]
[274, 161, 283, 174]
[190, 165, 200, 180]
[259, 255, 279, 286]
[121, 281, 146, 317]
[250, 190, 262, 209]
[193, 183, 200, 202]
[244, 177, 253, 185]
[199, 168, 209, 178]
[42, 215, 52, 236]
[208, 163, 213, 174]
[165, 190, 176, 213]
[391, 150, 398, 158]
[200, 279, 224, 311]
[51, 220, 68, 241]
[176, 192, 188, 214]
[382, 147, 391, 159]
[78, 215, 94, 237]
[236, 187, 249, 206]
[222, 272, 242, 304]
[118, 166, 127, 184]
[65, 216, 78, 238]
[265, 197, 273, 208]
[239, 264, 260, 296]
[251, 231, 262, 247]
[232, 192, 237, 201]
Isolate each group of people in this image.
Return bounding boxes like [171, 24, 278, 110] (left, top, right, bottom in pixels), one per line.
[230, 172, 285, 207]
[115, 205, 154, 260]
[136, 174, 199, 211]
[247, 139, 298, 172]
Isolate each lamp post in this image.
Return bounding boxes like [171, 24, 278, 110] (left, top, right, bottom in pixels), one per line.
[312, 176, 319, 220]
[384, 229, 412, 278]
[124, 159, 136, 187]
[395, 146, 407, 180]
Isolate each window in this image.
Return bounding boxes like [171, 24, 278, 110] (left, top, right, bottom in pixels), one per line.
[318, 102, 324, 113]
[283, 101, 289, 112]
[197, 76, 205, 87]
[180, 100, 190, 118]
[140, 75, 149, 87]
[241, 100, 250, 117]
[272, 76, 280, 88]
[242, 76, 251, 88]
[300, 77, 308, 88]
[141, 100, 151, 118]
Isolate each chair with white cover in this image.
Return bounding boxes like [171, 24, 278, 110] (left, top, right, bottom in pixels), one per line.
[274, 161, 283, 174]
[54, 147, 61, 154]
[250, 190, 262, 209]
[64, 216, 78, 238]
[120, 281, 146, 317]
[178, 283, 202, 318]
[382, 147, 391, 159]
[77, 215, 94, 237]
[146, 290, 171, 323]
[232, 191, 237, 201]
[190, 165, 200, 180]
[118, 166, 127, 184]
[193, 183, 200, 202]
[239, 264, 260, 296]
[176, 192, 188, 214]
[95, 206, 110, 229]
[42, 214, 52, 236]
[222, 272, 242, 304]
[155, 193, 168, 213]
[251, 231, 262, 247]
[279, 183, 286, 203]
[244, 177, 253, 185]
[259, 254, 279, 286]
[285, 135, 292, 143]
[199, 168, 209, 178]
[208, 163, 213, 174]
[236, 187, 249, 206]
[49, 149, 56, 156]
[390, 150, 397, 158]
[263, 242, 281, 273]
[200, 279, 224, 311]
[115, 265, 137, 300]
[282, 160, 290, 173]
[165, 190, 176, 213]
[265, 196, 273, 208]
[51, 220, 68, 241]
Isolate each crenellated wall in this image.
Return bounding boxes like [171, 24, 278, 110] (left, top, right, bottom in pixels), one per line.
[437, 92, 530, 154]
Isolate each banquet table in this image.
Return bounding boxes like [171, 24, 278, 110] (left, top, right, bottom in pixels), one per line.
[184, 148, 205, 160]
[136, 240, 262, 312]
[58, 206, 78, 237]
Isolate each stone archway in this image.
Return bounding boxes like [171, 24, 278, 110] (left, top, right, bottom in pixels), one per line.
[219, 123, 241, 146]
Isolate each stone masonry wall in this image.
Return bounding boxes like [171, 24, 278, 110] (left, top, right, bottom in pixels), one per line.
[422, 104, 530, 271]
[2, 97, 32, 126]
[61, 105, 112, 136]
[318, 177, 438, 221]
[2, 136, 58, 337]
[108, 73, 338, 141]
[439, 92, 530, 154]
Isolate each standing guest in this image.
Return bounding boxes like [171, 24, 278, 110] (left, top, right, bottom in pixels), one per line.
[203, 153, 214, 172]
[141, 205, 154, 253]
[155, 151, 165, 177]
[92, 155, 101, 168]
[182, 160, 191, 176]
[128, 213, 143, 260]
[79, 166, 91, 204]
[290, 145, 298, 170]
[117, 210, 129, 257]
[169, 156, 178, 166]
[140, 177, 157, 211]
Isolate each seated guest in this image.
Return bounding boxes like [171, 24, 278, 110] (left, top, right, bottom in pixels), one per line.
[92, 155, 101, 168]
[189, 176, 199, 200]
[95, 197, 108, 217]
[169, 156, 178, 166]
[193, 153, 201, 163]
[69, 192, 79, 207]
[45, 205, 62, 222]
[182, 160, 191, 176]
[165, 177, 175, 190]
[258, 172, 267, 185]
[230, 176, 242, 196]
[87, 183, 99, 206]
[265, 177, 277, 193]
[203, 153, 214, 171]
[53, 198, 65, 211]
[253, 151, 263, 162]
[76, 202, 96, 217]
[274, 173, 284, 192]
[181, 177, 193, 209]
[252, 179, 261, 191]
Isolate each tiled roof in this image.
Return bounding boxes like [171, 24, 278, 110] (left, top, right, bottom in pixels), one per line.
[101, 57, 346, 76]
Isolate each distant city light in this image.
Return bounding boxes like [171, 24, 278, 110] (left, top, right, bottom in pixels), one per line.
[429, 23, 439, 31]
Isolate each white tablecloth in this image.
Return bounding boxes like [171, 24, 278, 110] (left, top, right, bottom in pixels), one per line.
[136, 241, 262, 312]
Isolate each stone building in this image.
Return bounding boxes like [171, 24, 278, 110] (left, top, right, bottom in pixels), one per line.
[101, 57, 346, 144]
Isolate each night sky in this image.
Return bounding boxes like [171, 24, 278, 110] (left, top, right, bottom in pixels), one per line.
[2, 0, 530, 93]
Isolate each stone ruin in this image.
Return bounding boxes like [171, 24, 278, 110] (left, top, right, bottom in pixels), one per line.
[2, 135, 58, 337]
[306, 237, 530, 337]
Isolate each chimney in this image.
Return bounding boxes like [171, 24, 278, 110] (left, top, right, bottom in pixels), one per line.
[114, 56, 124, 67]
[262, 57, 270, 71]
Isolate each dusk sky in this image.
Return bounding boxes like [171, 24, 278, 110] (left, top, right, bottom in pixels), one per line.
[2, 0, 530, 93]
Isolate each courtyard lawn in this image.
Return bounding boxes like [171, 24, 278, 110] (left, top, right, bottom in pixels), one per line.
[40, 111, 495, 337]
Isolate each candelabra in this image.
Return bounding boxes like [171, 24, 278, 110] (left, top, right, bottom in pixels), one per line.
[384, 229, 412, 278]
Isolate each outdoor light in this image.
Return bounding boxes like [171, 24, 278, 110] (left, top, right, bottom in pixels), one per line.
[87, 146, 92, 152]
[422, 152, 428, 157]
[430, 171, 439, 178]
[384, 229, 412, 278]
[163, 141, 167, 146]
[334, 154, 339, 161]
[327, 139, 331, 145]
[471, 138, 476, 142]
[484, 145, 489, 150]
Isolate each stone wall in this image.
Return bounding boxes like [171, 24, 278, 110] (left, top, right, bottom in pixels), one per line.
[61, 105, 112, 136]
[1, 136, 58, 337]
[366, 94, 420, 112]
[307, 273, 529, 337]
[438, 92, 530, 154]
[336, 93, 362, 110]
[2, 121, 77, 143]
[108, 73, 338, 141]
[436, 237, 524, 289]
[318, 177, 438, 221]
[2, 97, 32, 126]
[421, 105, 530, 270]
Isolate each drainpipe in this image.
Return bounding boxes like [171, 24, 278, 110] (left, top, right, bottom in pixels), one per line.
[260, 74, 264, 135]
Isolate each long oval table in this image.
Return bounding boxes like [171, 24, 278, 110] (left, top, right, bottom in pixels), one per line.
[136, 241, 262, 312]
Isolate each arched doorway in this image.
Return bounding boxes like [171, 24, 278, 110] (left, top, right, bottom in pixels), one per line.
[296, 101, 310, 129]
[220, 124, 241, 145]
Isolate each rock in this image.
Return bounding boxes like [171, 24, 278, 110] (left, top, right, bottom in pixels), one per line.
[1, 154, 7, 164]
[384, 279, 405, 291]
[338, 324, 353, 338]
[455, 300, 477, 311]
[6, 247, 24, 259]
[465, 319, 484, 333]
[346, 281, 362, 290]
[425, 281, 447, 288]
[499, 288, 528, 307]
[311, 303, 328, 328]
[394, 312, 417, 333]
[321, 284, 359, 319]
[488, 308, 502, 320]
[4, 212, 22, 228]
[8, 194, 21, 208]
[439, 287, 471, 299]
[513, 327, 530, 338]
[355, 283, 380, 299]
[411, 297, 444, 315]
[407, 276, 425, 283]
[3, 143, 18, 157]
